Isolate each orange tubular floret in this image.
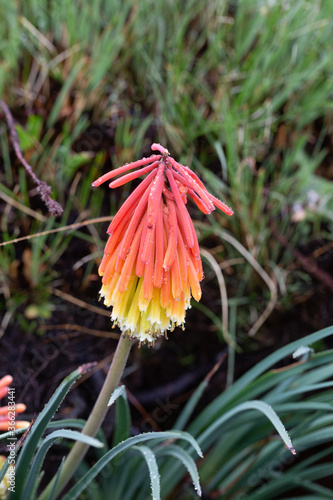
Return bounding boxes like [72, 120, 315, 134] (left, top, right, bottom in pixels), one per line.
[107, 169, 157, 234]
[178, 293, 186, 320]
[102, 242, 122, 284]
[0, 404, 26, 416]
[0, 421, 28, 431]
[187, 188, 211, 214]
[142, 251, 154, 302]
[177, 181, 188, 205]
[208, 193, 234, 216]
[153, 198, 164, 288]
[104, 213, 131, 255]
[149, 287, 161, 325]
[162, 184, 174, 200]
[14, 421, 30, 429]
[187, 257, 202, 302]
[117, 217, 145, 293]
[99, 252, 111, 276]
[189, 218, 201, 260]
[171, 250, 182, 301]
[147, 163, 165, 228]
[172, 291, 185, 321]
[0, 388, 8, 399]
[161, 269, 171, 308]
[176, 228, 188, 289]
[109, 279, 123, 305]
[136, 220, 149, 277]
[168, 159, 214, 212]
[0, 375, 13, 389]
[176, 207, 200, 261]
[141, 164, 164, 264]
[182, 164, 208, 191]
[113, 274, 136, 320]
[116, 181, 153, 269]
[141, 224, 155, 265]
[105, 272, 121, 304]
[184, 281, 191, 303]
[108, 161, 160, 189]
[151, 143, 169, 155]
[190, 249, 203, 280]
[166, 168, 194, 249]
[163, 199, 178, 270]
[176, 208, 202, 278]
[92, 155, 161, 187]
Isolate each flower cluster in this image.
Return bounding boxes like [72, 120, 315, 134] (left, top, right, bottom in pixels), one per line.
[0, 375, 29, 431]
[93, 143, 233, 344]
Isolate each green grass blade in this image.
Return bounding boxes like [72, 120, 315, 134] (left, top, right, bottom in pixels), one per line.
[47, 59, 85, 128]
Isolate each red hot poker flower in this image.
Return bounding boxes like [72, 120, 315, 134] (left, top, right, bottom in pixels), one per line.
[93, 143, 233, 344]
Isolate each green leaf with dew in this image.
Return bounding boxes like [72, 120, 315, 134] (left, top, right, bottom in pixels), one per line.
[21, 430, 103, 500]
[62, 430, 202, 500]
[133, 446, 161, 500]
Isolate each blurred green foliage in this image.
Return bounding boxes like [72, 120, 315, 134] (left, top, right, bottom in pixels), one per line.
[0, 0, 332, 336]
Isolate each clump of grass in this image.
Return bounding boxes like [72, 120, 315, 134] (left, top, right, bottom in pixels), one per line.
[0, 0, 332, 338]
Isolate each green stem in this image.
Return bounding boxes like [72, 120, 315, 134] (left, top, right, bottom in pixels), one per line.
[38, 334, 132, 500]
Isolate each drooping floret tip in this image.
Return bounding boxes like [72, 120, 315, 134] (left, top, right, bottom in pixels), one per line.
[211, 196, 234, 216]
[225, 205, 234, 216]
[151, 143, 170, 156]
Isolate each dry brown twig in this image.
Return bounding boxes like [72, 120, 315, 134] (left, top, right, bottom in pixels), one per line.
[0, 215, 113, 247]
[0, 99, 63, 216]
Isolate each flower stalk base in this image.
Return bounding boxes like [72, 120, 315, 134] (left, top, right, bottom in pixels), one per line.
[38, 334, 132, 500]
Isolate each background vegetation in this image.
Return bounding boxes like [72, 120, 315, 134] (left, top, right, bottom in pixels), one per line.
[0, 0, 332, 498]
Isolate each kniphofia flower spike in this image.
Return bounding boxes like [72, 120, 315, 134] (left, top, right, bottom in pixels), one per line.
[93, 144, 233, 344]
